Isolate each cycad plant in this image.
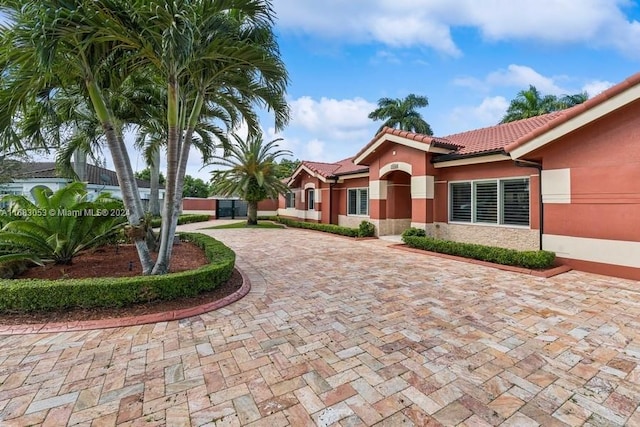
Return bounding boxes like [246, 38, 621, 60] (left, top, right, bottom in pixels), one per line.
[0, 182, 126, 265]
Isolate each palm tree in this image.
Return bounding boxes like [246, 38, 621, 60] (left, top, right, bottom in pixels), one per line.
[0, 0, 289, 275]
[558, 92, 589, 109]
[0, 1, 155, 272]
[101, 0, 289, 274]
[368, 94, 433, 135]
[209, 134, 292, 226]
[501, 85, 589, 123]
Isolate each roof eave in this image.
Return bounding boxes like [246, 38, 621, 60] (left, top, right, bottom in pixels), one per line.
[507, 74, 640, 159]
[354, 129, 457, 165]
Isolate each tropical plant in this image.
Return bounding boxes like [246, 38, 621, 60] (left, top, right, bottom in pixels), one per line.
[0, 0, 289, 275]
[183, 175, 211, 198]
[273, 158, 301, 179]
[558, 92, 589, 109]
[368, 94, 433, 135]
[135, 168, 166, 186]
[500, 85, 589, 123]
[209, 134, 292, 225]
[0, 182, 126, 265]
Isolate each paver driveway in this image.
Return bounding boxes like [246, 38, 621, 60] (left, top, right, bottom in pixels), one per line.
[1, 225, 640, 426]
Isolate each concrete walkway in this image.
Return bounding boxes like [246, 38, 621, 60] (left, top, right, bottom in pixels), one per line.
[1, 224, 640, 426]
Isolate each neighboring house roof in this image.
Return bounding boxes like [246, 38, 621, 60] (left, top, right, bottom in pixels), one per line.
[13, 162, 157, 189]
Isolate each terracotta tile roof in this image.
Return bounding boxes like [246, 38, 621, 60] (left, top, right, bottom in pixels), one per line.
[301, 157, 368, 178]
[354, 127, 463, 163]
[442, 110, 568, 156]
[354, 73, 640, 160]
[15, 162, 156, 189]
[505, 71, 640, 153]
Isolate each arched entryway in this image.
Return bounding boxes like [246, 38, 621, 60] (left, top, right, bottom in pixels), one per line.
[382, 170, 413, 234]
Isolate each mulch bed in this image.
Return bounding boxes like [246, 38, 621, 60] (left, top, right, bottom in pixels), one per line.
[0, 242, 242, 325]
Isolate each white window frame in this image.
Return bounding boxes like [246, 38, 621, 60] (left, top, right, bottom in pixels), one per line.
[285, 192, 295, 209]
[307, 189, 315, 210]
[448, 177, 530, 228]
[347, 187, 369, 216]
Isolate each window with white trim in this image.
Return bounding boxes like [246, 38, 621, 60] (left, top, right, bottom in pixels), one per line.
[307, 189, 315, 210]
[347, 188, 368, 216]
[449, 178, 529, 226]
[285, 192, 295, 208]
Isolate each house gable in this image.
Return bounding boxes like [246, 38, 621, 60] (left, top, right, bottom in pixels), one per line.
[506, 72, 640, 159]
[354, 127, 459, 166]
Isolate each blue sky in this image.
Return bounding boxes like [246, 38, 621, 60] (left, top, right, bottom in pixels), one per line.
[211, 0, 639, 180]
[4, 2, 640, 180]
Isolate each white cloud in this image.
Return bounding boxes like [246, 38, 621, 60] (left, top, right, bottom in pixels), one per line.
[446, 96, 509, 134]
[290, 96, 377, 132]
[371, 50, 401, 65]
[582, 80, 615, 97]
[486, 65, 568, 95]
[305, 139, 325, 158]
[273, 0, 640, 58]
[454, 64, 607, 97]
[279, 96, 379, 161]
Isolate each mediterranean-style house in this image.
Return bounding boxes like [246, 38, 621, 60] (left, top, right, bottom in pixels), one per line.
[279, 71, 640, 280]
[0, 162, 164, 206]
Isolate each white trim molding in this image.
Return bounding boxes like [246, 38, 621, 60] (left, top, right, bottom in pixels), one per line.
[433, 154, 511, 168]
[541, 168, 571, 204]
[411, 175, 435, 199]
[379, 162, 412, 178]
[510, 82, 640, 159]
[288, 164, 328, 184]
[543, 234, 640, 268]
[369, 180, 388, 200]
[337, 172, 370, 182]
[354, 134, 431, 165]
[354, 133, 455, 165]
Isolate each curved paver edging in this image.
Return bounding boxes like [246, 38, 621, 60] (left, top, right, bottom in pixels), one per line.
[0, 267, 251, 335]
[391, 243, 572, 277]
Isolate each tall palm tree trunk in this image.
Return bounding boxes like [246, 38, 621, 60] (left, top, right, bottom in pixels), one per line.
[247, 202, 258, 226]
[152, 78, 180, 275]
[149, 147, 161, 216]
[85, 77, 154, 273]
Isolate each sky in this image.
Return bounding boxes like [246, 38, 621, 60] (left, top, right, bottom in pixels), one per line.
[219, 0, 640, 181]
[4, 1, 640, 181]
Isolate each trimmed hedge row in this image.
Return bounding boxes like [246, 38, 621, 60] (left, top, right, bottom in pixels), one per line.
[402, 233, 555, 269]
[0, 232, 235, 313]
[268, 216, 375, 237]
[149, 214, 211, 228]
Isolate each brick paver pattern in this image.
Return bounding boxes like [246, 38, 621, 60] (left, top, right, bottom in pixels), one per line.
[1, 225, 640, 426]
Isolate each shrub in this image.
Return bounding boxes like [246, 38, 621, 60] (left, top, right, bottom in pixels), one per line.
[149, 214, 211, 228]
[358, 221, 376, 237]
[270, 216, 359, 237]
[401, 227, 426, 238]
[402, 235, 555, 269]
[0, 232, 235, 313]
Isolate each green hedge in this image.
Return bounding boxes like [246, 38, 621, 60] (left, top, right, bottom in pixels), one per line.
[402, 234, 555, 269]
[269, 216, 376, 237]
[149, 214, 211, 228]
[0, 232, 235, 313]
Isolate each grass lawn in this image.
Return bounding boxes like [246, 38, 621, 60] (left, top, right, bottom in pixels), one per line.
[205, 221, 285, 230]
